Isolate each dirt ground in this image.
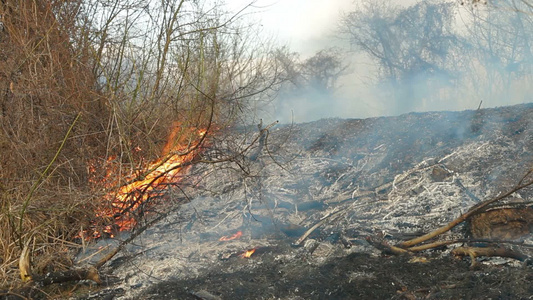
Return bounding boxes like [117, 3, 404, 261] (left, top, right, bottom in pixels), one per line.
[142, 248, 533, 299]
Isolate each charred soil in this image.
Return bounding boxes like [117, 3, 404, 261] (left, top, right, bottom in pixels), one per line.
[144, 251, 533, 299]
[52, 103, 533, 300]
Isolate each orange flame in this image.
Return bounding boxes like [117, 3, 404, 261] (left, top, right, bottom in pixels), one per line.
[219, 231, 243, 241]
[240, 248, 257, 258]
[87, 123, 209, 238]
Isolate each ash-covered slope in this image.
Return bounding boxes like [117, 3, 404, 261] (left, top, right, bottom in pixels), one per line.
[259, 103, 533, 235]
[89, 103, 532, 299]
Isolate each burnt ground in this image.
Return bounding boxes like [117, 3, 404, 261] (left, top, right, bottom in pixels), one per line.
[52, 103, 533, 299]
[143, 251, 533, 300]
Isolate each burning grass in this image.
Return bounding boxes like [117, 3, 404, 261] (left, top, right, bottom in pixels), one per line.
[0, 0, 298, 295]
[0, 121, 210, 289]
[84, 126, 209, 238]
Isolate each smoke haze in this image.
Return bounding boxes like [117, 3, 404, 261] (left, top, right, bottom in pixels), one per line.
[229, 1, 532, 123]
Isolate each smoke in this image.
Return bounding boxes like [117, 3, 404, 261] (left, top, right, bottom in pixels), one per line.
[261, 0, 532, 124]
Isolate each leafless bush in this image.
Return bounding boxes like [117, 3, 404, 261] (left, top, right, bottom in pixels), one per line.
[0, 0, 283, 288]
[0, 0, 107, 284]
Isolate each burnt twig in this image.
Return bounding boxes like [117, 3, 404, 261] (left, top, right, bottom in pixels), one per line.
[452, 246, 528, 268]
[365, 235, 411, 256]
[398, 170, 533, 248]
[293, 207, 349, 246]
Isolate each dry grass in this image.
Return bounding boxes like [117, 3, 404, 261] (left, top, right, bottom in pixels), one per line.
[0, 189, 97, 284]
[0, 0, 279, 290]
[0, 0, 137, 288]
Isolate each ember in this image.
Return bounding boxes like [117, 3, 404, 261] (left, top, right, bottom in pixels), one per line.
[240, 248, 257, 258]
[219, 231, 243, 241]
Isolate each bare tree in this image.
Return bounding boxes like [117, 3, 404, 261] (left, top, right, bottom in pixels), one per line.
[301, 48, 349, 92]
[272, 46, 305, 88]
[341, 0, 459, 110]
[459, 0, 533, 102]
[274, 47, 348, 94]
[461, 0, 533, 14]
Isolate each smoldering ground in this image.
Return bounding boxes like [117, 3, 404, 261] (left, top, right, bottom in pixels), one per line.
[72, 103, 533, 300]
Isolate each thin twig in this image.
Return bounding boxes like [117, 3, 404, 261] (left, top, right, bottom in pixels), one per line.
[398, 171, 533, 248]
[18, 113, 81, 247]
[93, 194, 191, 269]
[293, 208, 349, 246]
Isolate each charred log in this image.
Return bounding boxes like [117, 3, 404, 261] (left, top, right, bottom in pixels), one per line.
[468, 206, 533, 241]
[452, 246, 528, 268]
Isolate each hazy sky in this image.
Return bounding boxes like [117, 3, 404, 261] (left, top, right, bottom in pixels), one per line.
[225, 1, 532, 123]
[226, 0, 418, 122]
[228, 0, 354, 55]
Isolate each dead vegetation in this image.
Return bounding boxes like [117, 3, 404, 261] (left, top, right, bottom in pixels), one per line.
[366, 168, 533, 266]
[0, 0, 108, 287]
[0, 0, 531, 298]
[99, 106, 532, 299]
[0, 0, 283, 292]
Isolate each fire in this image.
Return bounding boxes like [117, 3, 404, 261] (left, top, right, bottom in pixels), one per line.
[240, 248, 257, 258]
[87, 123, 208, 238]
[219, 231, 243, 241]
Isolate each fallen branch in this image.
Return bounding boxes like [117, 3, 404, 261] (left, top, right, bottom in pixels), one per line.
[398, 169, 533, 248]
[452, 246, 528, 268]
[364, 167, 533, 268]
[293, 207, 349, 246]
[32, 267, 101, 285]
[406, 238, 533, 252]
[365, 235, 411, 256]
